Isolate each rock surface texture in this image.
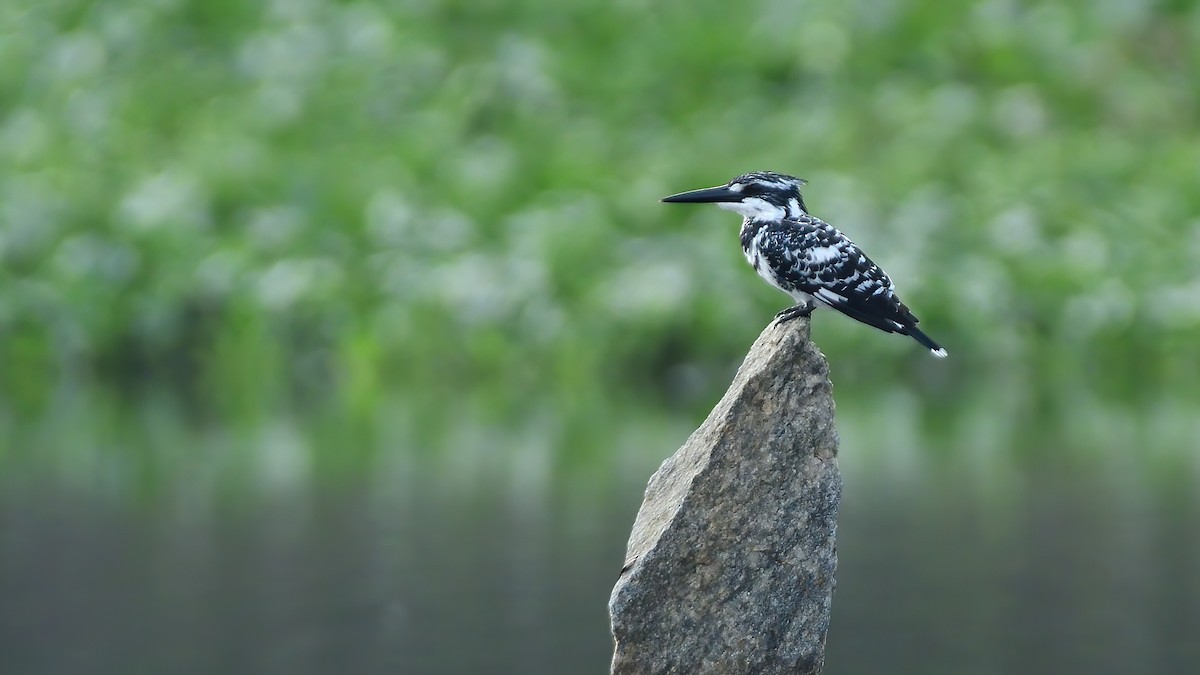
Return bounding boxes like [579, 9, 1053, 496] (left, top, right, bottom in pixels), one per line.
[609, 317, 841, 675]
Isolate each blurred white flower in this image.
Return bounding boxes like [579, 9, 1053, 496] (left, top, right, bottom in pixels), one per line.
[256, 258, 342, 310]
[993, 86, 1047, 137]
[600, 259, 693, 319]
[117, 171, 210, 232]
[49, 31, 107, 81]
[432, 252, 547, 323]
[338, 4, 395, 59]
[1061, 280, 1136, 337]
[53, 234, 140, 283]
[195, 250, 247, 298]
[238, 24, 329, 82]
[0, 109, 51, 163]
[988, 205, 1042, 255]
[366, 190, 417, 247]
[247, 205, 306, 251]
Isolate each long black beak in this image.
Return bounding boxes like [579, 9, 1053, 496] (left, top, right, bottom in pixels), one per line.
[661, 185, 740, 204]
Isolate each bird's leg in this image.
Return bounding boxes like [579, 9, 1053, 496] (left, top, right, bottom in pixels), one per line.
[774, 301, 815, 324]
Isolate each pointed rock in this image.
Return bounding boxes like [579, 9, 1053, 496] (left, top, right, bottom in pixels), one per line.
[610, 318, 840, 675]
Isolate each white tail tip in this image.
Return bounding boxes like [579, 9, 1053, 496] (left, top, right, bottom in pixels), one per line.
[931, 348, 948, 358]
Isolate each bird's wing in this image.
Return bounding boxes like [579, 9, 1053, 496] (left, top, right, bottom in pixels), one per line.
[760, 217, 920, 334]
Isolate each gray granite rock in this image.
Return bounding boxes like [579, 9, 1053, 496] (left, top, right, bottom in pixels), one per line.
[609, 317, 841, 675]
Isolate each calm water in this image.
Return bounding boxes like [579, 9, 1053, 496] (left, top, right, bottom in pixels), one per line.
[2, 411, 1198, 674]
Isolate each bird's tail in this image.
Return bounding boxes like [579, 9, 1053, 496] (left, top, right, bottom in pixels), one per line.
[907, 327, 948, 358]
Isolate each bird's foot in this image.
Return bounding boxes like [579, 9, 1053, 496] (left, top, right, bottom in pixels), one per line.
[774, 302, 815, 324]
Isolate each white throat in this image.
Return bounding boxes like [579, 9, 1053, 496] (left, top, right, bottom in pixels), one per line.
[717, 197, 786, 221]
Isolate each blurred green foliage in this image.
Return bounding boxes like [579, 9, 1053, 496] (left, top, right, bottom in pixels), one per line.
[1, 0, 1198, 450]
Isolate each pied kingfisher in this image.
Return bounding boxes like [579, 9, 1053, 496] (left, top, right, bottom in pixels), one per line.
[663, 171, 947, 357]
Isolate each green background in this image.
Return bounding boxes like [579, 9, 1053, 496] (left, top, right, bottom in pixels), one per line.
[1, 1, 1198, 673]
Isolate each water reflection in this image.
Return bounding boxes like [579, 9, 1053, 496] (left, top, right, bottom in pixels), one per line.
[0, 478, 632, 675]
[1, 410, 1198, 674]
[830, 465, 1200, 675]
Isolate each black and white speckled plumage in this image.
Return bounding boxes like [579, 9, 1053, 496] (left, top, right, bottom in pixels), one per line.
[663, 171, 947, 357]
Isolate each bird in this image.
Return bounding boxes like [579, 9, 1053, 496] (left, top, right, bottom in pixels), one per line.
[662, 171, 947, 357]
